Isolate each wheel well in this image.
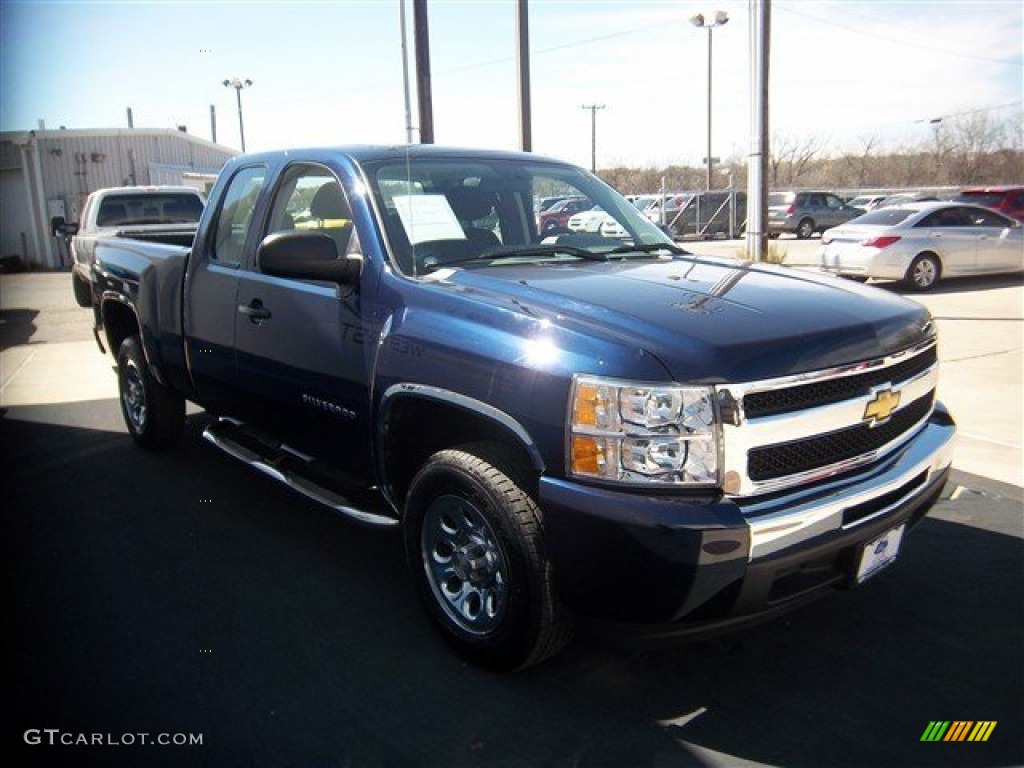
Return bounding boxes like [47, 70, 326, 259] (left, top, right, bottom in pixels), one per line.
[101, 299, 140, 358]
[382, 396, 541, 510]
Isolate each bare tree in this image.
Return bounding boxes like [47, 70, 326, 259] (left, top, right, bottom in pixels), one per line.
[770, 134, 825, 186]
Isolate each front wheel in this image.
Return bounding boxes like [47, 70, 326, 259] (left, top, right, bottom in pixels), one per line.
[403, 445, 572, 671]
[117, 336, 185, 450]
[904, 253, 941, 292]
[72, 272, 92, 308]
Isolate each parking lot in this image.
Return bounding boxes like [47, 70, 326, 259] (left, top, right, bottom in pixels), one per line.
[2, 264, 1022, 767]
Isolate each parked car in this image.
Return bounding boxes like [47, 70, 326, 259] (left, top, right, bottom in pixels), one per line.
[567, 205, 611, 233]
[535, 195, 580, 214]
[768, 191, 861, 239]
[820, 202, 1023, 290]
[846, 194, 887, 212]
[57, 185, 205, 307]
[538, 196, 593, 234]
[876, 192, 938, 209]
[954, 186, 1024, 223]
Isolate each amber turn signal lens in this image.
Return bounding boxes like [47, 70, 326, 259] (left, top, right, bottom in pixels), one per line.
[571, 436, 602, 475]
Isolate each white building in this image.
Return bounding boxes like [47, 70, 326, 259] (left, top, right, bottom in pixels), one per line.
[0, 128, 237, 269]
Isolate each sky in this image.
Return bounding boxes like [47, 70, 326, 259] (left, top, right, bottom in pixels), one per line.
[1, 0, 1021, 172]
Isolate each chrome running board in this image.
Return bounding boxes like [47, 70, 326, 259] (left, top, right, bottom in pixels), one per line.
[202, 418, 398, 528]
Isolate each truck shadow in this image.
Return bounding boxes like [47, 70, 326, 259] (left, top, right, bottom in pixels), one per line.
[4, 406, 1022, 767]
[0, 308, 39, 350]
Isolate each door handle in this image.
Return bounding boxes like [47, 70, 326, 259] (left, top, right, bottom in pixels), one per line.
[238, 299, 272, 324]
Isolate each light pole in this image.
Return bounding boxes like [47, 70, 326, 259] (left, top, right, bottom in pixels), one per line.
[581, 104, 605, 173]
[222, 77, 253, 152]
[690, 11, 728, 191]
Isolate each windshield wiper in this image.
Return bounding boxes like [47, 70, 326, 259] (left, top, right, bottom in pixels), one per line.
[605, 242, 687, 256]
[432, 244, 610, 270]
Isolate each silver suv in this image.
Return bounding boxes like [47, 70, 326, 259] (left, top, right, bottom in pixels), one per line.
[768, 191, 860, 239]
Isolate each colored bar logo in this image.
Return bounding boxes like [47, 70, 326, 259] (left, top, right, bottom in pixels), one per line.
[921, 721, 997, 742]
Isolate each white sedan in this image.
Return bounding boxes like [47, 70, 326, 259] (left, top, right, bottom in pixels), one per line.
[820, 202, 1023, 291]
[566, 206, 612, 233]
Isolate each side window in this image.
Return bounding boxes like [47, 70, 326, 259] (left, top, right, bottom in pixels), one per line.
[266, 164, 353, 259]
[967, 208, 1010, 228]
[212, 166, 266, 265]
[826, 195, 843, 209]
[918, 208, 965, 228]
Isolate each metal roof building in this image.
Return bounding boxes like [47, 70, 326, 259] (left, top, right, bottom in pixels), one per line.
[1, 128, 237, 269]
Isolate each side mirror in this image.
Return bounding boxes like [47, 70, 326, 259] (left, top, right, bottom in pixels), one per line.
[257, 231, 361, 286]
[50, 216, 78, 237]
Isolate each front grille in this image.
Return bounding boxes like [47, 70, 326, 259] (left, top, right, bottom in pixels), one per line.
[748, 392, 934, 482]
[744, 346, 937, 418]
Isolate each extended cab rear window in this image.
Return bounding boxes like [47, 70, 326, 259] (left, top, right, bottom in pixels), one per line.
[96, 193, 204, 226]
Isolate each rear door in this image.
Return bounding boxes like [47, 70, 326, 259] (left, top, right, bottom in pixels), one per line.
[232, 162, 372, 475]
[185, 164, 268, 415]
[914, 207, 976, 275]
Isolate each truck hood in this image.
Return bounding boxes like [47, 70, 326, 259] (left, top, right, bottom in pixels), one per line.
[429, 255, 933, 383]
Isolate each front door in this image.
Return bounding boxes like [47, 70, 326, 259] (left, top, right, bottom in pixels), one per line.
[232, 163, 373, 477]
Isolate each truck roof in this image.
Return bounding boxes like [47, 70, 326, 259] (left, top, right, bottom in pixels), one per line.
[230, 144, 571, 167]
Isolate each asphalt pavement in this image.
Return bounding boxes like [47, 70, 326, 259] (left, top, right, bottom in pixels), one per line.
[2, 268, 1022, 768]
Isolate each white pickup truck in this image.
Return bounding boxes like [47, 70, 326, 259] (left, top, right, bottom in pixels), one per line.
[57, 185, 204, 307]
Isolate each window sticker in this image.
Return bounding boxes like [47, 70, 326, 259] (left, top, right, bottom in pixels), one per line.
[393, 195, 466, 245]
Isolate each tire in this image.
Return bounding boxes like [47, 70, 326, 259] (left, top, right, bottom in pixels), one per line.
[796, 218, 815, 239]
[904, 253, 941, 292]
[403, 444, 572, 671]
[72, 272, 92, 308]
[116, 336, 185, 451]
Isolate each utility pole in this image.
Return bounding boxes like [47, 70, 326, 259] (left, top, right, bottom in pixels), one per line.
[746, 0, 770, 262]
[516, 0, 532, 151]
[413, 0, 434, 144]
[399, 0, 414, 143]
[581, 104, 605, 173]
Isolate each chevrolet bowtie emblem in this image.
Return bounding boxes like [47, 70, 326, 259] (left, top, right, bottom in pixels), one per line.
[864, 388, 901, 427]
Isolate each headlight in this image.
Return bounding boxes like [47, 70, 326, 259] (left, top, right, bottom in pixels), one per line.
[568, 375, 720, 487]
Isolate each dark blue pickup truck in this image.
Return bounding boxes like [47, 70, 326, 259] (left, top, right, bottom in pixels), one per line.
[88, 146, 956, 670]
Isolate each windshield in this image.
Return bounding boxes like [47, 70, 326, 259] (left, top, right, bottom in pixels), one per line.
[362, 156, 674, 276]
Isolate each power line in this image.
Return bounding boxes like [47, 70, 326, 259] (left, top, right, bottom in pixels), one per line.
[776, 3, 1020, 65]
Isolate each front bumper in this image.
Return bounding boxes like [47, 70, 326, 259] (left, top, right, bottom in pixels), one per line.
[539, 403, 955, 631]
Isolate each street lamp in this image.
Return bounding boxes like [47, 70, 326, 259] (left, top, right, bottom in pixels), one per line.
[222, 77, 253, 152]
[690, 11, 728, 191]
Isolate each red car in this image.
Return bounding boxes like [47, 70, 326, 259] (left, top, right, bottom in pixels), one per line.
[954, 186, 1024, 222]
[538, 197, 592, 234]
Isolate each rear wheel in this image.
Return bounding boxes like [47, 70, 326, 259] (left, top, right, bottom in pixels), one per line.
[904, 253, 941, 291]
[403, 444, 571, 671]
[117, 336, 185, 450]
[796, 218, 815, 239]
